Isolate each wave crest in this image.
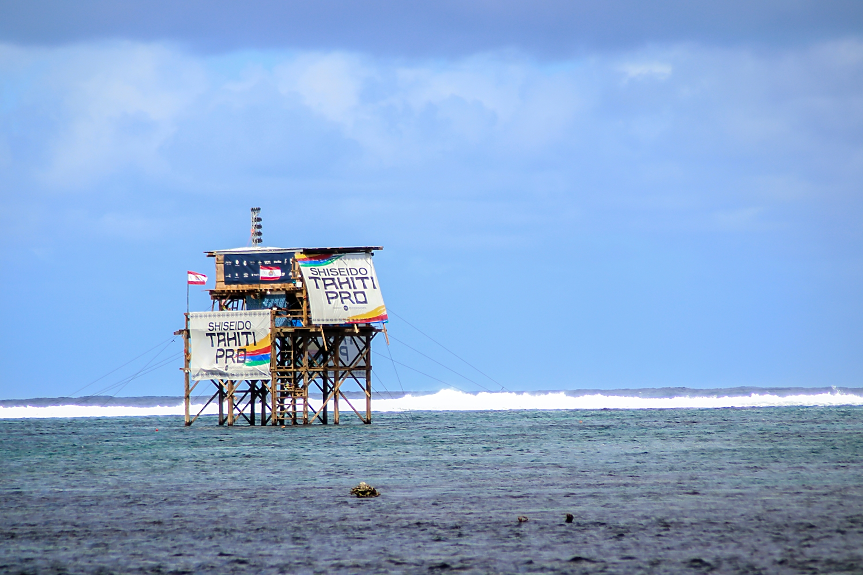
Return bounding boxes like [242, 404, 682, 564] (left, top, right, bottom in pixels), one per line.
[375, 389, 863, 412]
[1, 389, 862, 419]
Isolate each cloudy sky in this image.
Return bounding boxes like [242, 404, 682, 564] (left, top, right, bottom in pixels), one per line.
[1, 1, 862, 398]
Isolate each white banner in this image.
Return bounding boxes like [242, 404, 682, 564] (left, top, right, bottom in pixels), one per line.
[297, 253, 388, 325]
[306, 337, 367, 366]
[189, 310, 271, 381]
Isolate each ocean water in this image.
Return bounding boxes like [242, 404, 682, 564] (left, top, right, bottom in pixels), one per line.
[1, 393, 862, 574]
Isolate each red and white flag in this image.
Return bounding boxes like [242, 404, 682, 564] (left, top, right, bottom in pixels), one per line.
[187, 271, 208, 285]
[260, 266, 282, 281]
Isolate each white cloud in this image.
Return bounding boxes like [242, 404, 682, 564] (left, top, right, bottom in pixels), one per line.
[37, 43, 207, 188]
[1, 39, 861, 242]
[618, 61, 673, 81]
[274, 52, 369, 124]
[394, 57, 525, 122]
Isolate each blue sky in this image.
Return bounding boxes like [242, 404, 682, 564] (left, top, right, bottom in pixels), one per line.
[1, 1, 862, 398]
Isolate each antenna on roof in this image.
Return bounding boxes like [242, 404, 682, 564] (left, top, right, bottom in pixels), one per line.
[250, 207, 262, 246]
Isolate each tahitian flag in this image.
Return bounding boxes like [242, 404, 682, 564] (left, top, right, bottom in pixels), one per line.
[188, 310, 272, 380]
[187, 271, 208, 285]
[297, 253, 388, 325]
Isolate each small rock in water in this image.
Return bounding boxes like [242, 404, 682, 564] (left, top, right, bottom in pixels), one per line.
[350, 482, 380, 498]
[517, 516, 529, 523]
[565, 513, 574, 523]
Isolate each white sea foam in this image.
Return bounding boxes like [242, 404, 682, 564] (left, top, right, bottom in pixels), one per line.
[1, 390, 862, 419]
[0, 404, 204, 419]
[0, 401, 321, 420]
[374, 389, 863, 412]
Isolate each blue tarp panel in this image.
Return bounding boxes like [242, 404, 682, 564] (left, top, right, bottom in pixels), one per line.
[223, 251, 293, 285]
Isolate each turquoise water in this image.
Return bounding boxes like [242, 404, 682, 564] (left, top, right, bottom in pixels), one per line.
[1, 407, 862, 574]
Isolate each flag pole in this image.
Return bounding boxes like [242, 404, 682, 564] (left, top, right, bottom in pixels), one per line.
[183, 273, 191, 426]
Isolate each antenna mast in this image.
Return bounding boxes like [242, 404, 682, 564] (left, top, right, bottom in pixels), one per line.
[251, 207, 262, 246]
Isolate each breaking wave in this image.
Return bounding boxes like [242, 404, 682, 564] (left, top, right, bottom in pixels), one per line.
[374, 389, 863, 412]
[0, 404, 196, 419]
[1, 388, 862, 419]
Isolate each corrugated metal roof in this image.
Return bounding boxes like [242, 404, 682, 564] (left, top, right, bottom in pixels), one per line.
[205, 246, 383, 256]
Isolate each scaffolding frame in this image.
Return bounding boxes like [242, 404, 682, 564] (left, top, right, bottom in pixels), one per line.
[177, 248, 381, 426]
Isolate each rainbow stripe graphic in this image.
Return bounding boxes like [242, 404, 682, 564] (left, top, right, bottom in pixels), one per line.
[297, 253, 342, 267]
[243, 333, 271, 367]
[347, 305, 388, 324]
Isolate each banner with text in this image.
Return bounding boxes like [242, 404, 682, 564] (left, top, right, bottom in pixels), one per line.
[189, 310, 271, 381]
[297, 253, 388, 324]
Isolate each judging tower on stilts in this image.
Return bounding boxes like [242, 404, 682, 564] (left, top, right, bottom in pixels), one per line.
[176, 208, 387, 426]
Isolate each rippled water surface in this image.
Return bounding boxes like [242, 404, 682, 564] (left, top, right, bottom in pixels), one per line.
[2, 407, 862, 574]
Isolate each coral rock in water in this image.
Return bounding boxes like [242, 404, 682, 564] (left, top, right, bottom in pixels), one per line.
[350, 482, 380, 498]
